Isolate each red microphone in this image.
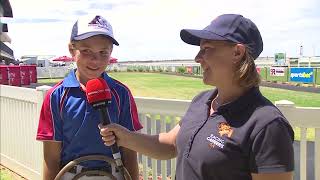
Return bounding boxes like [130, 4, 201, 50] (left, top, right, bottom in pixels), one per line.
[86, 78, 126, 171]
[86, 78, 111, 109]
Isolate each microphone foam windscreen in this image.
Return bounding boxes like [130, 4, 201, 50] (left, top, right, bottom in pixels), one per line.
[86, 78, 111, 104]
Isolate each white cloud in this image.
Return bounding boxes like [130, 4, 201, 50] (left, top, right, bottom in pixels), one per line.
[5, 0, 320, 60]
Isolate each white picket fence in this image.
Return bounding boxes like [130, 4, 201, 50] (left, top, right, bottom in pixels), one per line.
[37, 67, 71, 79]
[0, 84, 320, 180]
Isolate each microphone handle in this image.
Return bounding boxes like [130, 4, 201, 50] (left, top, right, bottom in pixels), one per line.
[99, 108, 124, 167]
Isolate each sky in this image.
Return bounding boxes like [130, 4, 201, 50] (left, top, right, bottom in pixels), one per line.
[1, 0, 320, 61]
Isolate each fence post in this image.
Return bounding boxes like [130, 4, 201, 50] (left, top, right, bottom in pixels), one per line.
[36, 85, 52, 93]
[160, 116, 167, 180]
[170, 118, 177, 179]
[315, 128, 320, 180]
[151, 115, 157, 180]
[140, 113, 148, 180]
[274, 99, 296, 126]
[35, 85, 51, 180]
[287, 67, 290, 82]
[35, 85, 52, 117]
[275, 100, 306, 180]
[275, 100, 295, 107]
[316, 68, 318, 85]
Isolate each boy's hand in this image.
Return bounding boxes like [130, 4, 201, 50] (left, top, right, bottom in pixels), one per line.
[99, 123, 130, 147]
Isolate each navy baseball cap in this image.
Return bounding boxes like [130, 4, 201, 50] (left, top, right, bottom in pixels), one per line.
[180, 14, 263, 59]
[70, 15, 119, 46]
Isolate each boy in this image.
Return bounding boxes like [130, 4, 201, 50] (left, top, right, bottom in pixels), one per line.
[36, 15, 142, 180]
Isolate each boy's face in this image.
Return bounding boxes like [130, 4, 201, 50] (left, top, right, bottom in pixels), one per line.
[70, 35, 113, 85]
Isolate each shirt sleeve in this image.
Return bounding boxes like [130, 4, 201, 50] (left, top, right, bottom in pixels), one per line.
[119, 88, 143, 131]
[36, 88, 63, 141]
[250, 118, 294, 173]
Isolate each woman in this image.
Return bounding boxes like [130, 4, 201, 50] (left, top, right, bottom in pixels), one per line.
[100, 14, 294, 180]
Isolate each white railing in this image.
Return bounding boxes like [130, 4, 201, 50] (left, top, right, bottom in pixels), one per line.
[134, 97, 190, 180]
[37, 67, 71, 79]
[0, 85, 319, 180]
[0, 85, 47, 180]
[274, 100, 320, 180]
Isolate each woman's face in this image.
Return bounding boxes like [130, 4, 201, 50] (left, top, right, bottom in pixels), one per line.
[195, 40, 236, 86]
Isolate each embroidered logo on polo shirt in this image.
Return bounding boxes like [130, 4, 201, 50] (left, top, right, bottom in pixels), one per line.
[207, 122, 233, 149]
[218, 122, 233, 138]
[207, 134, 225, 149]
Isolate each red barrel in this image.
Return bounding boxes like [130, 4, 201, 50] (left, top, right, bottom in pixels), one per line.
[8, 66, 21, 86]
[0, 65, 9, 85]
[20, 65, 31, 85]
[28, 65, 37, 83]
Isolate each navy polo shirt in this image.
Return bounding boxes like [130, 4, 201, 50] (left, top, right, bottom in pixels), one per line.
[37, 70, 142, 168]
[176, 87, 294, 180]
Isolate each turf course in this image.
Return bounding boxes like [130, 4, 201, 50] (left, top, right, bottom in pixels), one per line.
[107, 72, 320, 107]
[38, 72, 319, 141]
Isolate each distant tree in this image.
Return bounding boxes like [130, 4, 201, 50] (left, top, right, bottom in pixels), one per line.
[177, 66, 186, 74]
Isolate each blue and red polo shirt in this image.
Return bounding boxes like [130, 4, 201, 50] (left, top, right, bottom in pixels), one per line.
[36, 70, 142, 168]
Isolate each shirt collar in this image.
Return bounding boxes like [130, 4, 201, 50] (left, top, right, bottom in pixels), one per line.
[62, 69, 80, 87]
[206, 87, 261, 115]
[206, 89, 218, 106]
[102, 72, 116, 89]
[62, 70, 114, 89]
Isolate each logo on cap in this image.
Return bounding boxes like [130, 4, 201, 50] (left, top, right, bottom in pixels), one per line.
[88, 15, 110, 30]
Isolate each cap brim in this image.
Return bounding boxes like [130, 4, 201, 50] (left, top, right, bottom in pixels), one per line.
[73, 32, 119, 46]
[180, 29, 228, 46]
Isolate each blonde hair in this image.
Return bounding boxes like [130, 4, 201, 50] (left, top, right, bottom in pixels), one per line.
[233, 49, 261, 88]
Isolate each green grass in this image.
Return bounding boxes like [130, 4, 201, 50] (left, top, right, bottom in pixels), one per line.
[109, 72, 319, 141]
[37, 78, 63, 84]
[0, 165, 25, 180]
[39, 72, 320, 141]
[259, 87, 320, 107]
[293, 127, 315, 141]
[0, 174, 10, 180]
[109, 72, 212, 100]
[108, 72, 320, 107]
[0, 170, 12, 180]
[38, 72, 320, 107]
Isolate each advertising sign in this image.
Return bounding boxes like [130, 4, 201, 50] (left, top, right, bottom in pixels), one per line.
[275, 53, 286, 65]
[270, 67, 285, 76]
[290, 68, 314, 83]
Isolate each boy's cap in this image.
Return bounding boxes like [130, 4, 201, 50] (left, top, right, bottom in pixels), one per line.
[70, 15, 119, 46]
[180, 14, 263, 59]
